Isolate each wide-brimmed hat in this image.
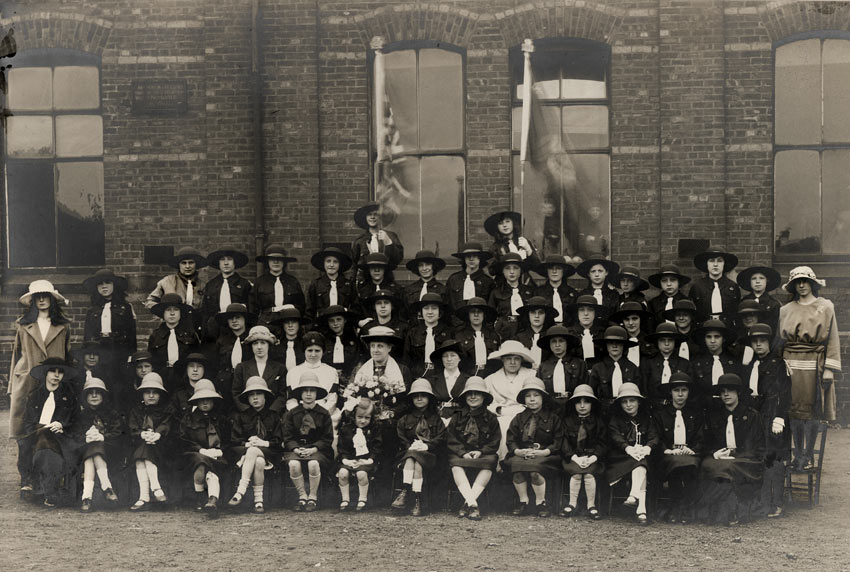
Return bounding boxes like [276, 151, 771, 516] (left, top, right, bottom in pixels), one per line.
[568, 295, 608, 318]
[648, 264, 691, 288]
[74, 340, 109, 359]
[666, 371, 693, 391]
[783, 265, 826, 294]
[30, 357, 76, 382]
[609, 301, 652, 324]
[83, 377, 108, 393]
[693, 319, 732, 340]
[188, 379, 223, 401]
[365, 288, 402, 307]
[215, 303, 257, 327]
[736, 266, 781, 293]
[489, 252, 527, 276]
[535, 254, 577, 278]
[594, 325, 639, 347]
[517, 296, 559, 322]
[451, 242, 492, 263]
[317, 305, 358, 323]
[458, 376, 494, 406]
[169, 246, 207, 270]
[256, 243, 297, 265]
[745, 323, 773, 341]
[358, 252, 396, 270]
[484, 210, 522, 238]
[537, 324, 580, 349]
[83, 268, 129, 293]
[567, 383, 598, 404]
[693, 247, 738, 274]
[713, 373, 750, 395]
[131, 350, 154, 364]
[488, 340, 536, 366]
[175, 352, 210, 373]
[613, 266, 649, 292]
[244, 325, 279, 345]
[408, 378, 436, 398]
[576, 258, 620, 280]
[406, 250, 446, 275]
[293, 370, 328, 400]
[516, 377, 548, 403]
[138, 372, 167, 393]
[240, 376, 273, 399]
[207, 248, 249, 270]
[360, 325, 402, 344]
[302, 330, 327, 349]
[614, 382, 644, 401]
[429, 339, 463, 364]
[269, 304, 311, 326]
[353, 202, 382, 230]
[645, 322, 687, 343]
[150, 292, 192, 318]
[736, 300, 763, 317]
[409, 292, 447, 315]
[455, 297, 498, 323]
[662, 299, 697, 322]
[19, 280, 68, 307]
[310, 247, 353, 274]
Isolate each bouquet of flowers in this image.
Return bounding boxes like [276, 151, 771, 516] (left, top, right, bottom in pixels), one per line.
[343, 365, 406, 419]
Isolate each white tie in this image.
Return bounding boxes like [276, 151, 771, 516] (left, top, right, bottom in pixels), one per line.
[424, 327, 435, 364]
[167, 328, 179, 366]
[593, 288, 603, 306]
[333, 336, 345, 364]
[552, 289, 563, 322]
[286, 341, 297, 371]
[725, 414, 737, 449]
[749, 359, 760, 396]
[754, 296, 760, 304]
[742, 346, 754, 367]
[369, 233, 379, 253]
[463, 275, 475, 300]
[419, 281, 428, 301]
[219, 278, 232, 312]
[553, 359, 566, 395]
[353, 427, 369, 456]
[612, 361, 623, 396]
[710, 281, 722, 315]
[274, 276, 284, 309]
[673, 409, 687, 446]
[665, 296, 674, 311]
[582, 330, 595, 360]
[329, 280, 338, 306]
[230, 338, 243, 369]
[100, 302, 112, 336]
[507, 240, 520, 254]
[628, 338, 640, 367]
[530, 333, 541, 366]
[474, 331, 487, 366]
[510, 287, 522, 315]
[39, 391, 56, 425]
[86, 370, 93, 382]
[186, 280, 194, 306]
[678, 342, 689, 360]
[661, 358, 672, 385]
[711, 355, 723, 385]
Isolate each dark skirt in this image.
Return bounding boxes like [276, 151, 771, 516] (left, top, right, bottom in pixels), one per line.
[701, 456, 763, 485]
[656, 453, 701, 480]
[448, 453, 499, 471]
[283, 450, 332, 472]
[336, 458, 379, 475]
[183, 451, 228, 472]
[605, 453, 649, 484]
[131, 442, 168, 465]
[230, 445, 274, 470]
[562, 459, 605, 476]
[397, 449, 437, 471]
[503, 454, 561, 475]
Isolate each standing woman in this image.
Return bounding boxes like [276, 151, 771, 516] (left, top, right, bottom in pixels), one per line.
[82, 268, 137, 372]
[778, 266, 841, 471]
[10, 280, 71, 489]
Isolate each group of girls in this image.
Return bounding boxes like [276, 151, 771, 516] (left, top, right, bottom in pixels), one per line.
[9, 204, 839, 526]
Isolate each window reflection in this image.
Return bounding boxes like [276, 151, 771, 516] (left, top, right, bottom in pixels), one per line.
[774, 151, 820, 254]
[822, 150, 850, 253]
[823, 40, 850, 143]
[775, 39, 820, 145]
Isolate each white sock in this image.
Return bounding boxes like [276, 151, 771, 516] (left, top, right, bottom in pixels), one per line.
[135, 464, 150, 502]
[253, 484, 264, 503]
[237, 478, 250, 495]
[531, 482, 546, 505]
[291, 474, 306, 497]
[402, 469, 414, 485]
[455, 478, 473, 505]
[339, 481, 350, 502]
[513, 481, 529, 503]
[469, 483, 485, 505]
[308, 473, 321, 500]
[411, 477, 423, 493]
[569, 475, 582, 506]
[96, 467, 112, 491]
[205, 472, 220, 498]
[82, 480, 95, 500]
[144, 460, 161, 491]
[358, 482, 369, 503]
[584, 474, 597, 508]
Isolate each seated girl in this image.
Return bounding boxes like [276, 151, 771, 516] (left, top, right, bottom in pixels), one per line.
[560, 384, 607, 519]
[336, 399, 383, 512]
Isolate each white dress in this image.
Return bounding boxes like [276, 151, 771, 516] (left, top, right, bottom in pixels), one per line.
[484, 366, 537, 458]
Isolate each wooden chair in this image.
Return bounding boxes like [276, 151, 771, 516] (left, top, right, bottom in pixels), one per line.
[785, 422, 828, 507]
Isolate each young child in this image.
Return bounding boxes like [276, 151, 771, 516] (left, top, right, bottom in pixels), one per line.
[736, 265, 782, 338]
[201, 248, 253, 342]
[453, 297, 501, 376]
[514, 296, 559, 366]
[533, 254, 578, 325]
[147, 293, 201, 390]
[565, 295, 606, 365]
[647, 264, 691, 327]
[336, 400, 383, 512]
[689, 247, 741, 325]
[82, 268, 137, 373]
[317, 305, 362, 383]
[128, 372, 175, 511]
[446, 377, 500, 520]
[144, 246, 206, 336]
[282, 371, 335, 512]
[504, 377, 564, 517]
[179, 379, 228, 519]
[228, 376, 281, 514]
[662, 299, 700, 360]
[445, 243, 495, 316]
[350, 202, 404, 282]
[536, 325, 587, 412]
[560, 384, 607, 519]
[588, 326, 642, 412]
[691, 319, 741, 409]
[608, 301, 655, 369]
[214, 302, 255, 412]
[614, 266, 650, 310]
[404, 292, 452, 378]
[403, 249, 447, 312]
[231, 326, 286, 413]
[605, 383, 658, 525]
[488, 252, 535, 341]
[641, 322, 691, 408]
[251, 243, 306, 322]
[391, 378, 447, 517]
[484, 210, 540, 268]
[306, 246, 356, 320]
[74, 376, 123, 512]
[576, 257, 620, 317]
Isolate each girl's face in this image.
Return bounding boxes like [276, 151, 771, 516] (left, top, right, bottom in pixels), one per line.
[502, 355, 522, 375]
[622, 315, 641, 336]
[497, 217, 514, 236]
[795, 279, 812, 298]
[252, 339, 269, 359]
[720, 387, 739, 410]
[588, 264, 607, 287]
[186, 361, 205, 382]
[465, 391, 485, 409]
[412, 394, 430, 410]
[523, 389, 543, 411]
[229, 315, 247, 333]
[354, 411, 372, 428]
[671, 386, 689, 409]
[143, 389, 161, 406]
[620, 397, 639, 416]
[577, 306, 595, 327]
[441, 350, 460, 371]
[365, 210, 380, 228]
[749, 272, 767, 294]
[375, 299, 393, 319]
[421, 303, 440, 325]
[35, 293, 52, 311]
[704, 332, 724, 355]
[741, 314, 759, 328]
[660, 276, 680, 296]
[97, 280, 114, 298]
[178, 259, 197, 277]
[328, 315, 345, 335]
[528, 308, 546, 328]
[282, 320, 300, 338]
[370, 341, 390, 363]
[268, 259, 284, 274]
[657, 336, 676, 356]
[247, 390, 266, 410]
[751, 336, 771, 358]
[83, 352, 100, 368]
[574, 397, 593, 416]
[674, 311, 692, 330]
[163, 306, 181, 327]
[136, 361, 153, 379]
[219, 256, 236, 275]
[468, 308, 484, 328]
[549, 337, 568, 358]
[620, 277, 636, 293]
[502, 263, 521, 284]
[547, 266, 564, 283]
[369, 266, 385, 284]
[606, 341, 624, 361]
[706, 256, 725, 279]
[464, 254, 480, 274]
[324, 256, 340, 277]
[305, 344, 323, 364]
[418, 262, 434, 281]
[45, 368, 64, 391]
[300, 387, 318, 405]
[196, 398, 215, 413]
[86, 389, 104, 408]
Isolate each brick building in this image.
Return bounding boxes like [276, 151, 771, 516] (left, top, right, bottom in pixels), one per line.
[1, 0, 849, 418]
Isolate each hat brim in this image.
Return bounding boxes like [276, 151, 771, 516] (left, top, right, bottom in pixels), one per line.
[365, 292, 402, 307]
[576, 259, 620, 279]
[517, 385, 550, 403]
[613, 274, 650, 292]
[310, 250, 353, 273]
[429, 342, 464, 363]
[783, 276, 825, 294]
[451, 250, 493, 262]
[353, 203, 381, 230]
[19, 290, 68, 307]
[317, 307, 359, 322]
[693, 251, 739, 273]
[174, 355, 211, 372]
[662, 306, 697, 322]
[207, 250, 250, 269]
[489, 348, 536, 365]
[267, 312, 312, 326]
[537, 333, 581, 349]
[567, 301, 609, 318]
[151, 300, 193, 318]
[489, 257, 529, 276]
[239, 386, 274, 400]
[405, 257, 447, 275]
[216, 309, 258, 326]
[609, 307, 653, 324]
[593, 337, 640, 348]
[256, 254, 297, 264]
[645, 330, 687, 343]
[535, 260, 577, 277]
[736, 266, 781, 293]
[189, 390, 223, 401]
[567, 391, 598, 404]
[483, 211, 522, 237]
[455, 303, 498, 323]
[294, 385, 329, 400]
[712, 383, 750, 395]
[29, 362, 77, 382]
[83, 273, 129, 293]
[516, 304, 559, 321]
[168, 253, 208, 270]
[458, 389, 494, 407]
[358, 257, 397, 271]
[648, 272, 691, 288]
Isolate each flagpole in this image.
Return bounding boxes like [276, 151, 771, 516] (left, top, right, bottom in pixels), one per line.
[372, 36, 387, 204]
[519, 38, 534, 224]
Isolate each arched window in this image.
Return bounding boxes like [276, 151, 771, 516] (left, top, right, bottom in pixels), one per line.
[370, 41, 465, 256]
[774, 34, 850, 256]
[4, 49, 104, 268]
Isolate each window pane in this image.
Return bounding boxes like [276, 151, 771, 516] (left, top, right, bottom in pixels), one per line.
[572, 154, 611, 259]
[822, 150, 850, 253]
[420, 156, 463, 254]
[561, 79, 606, 100]
[775, 39, 822, 145]
[54, 66, 100, 110]
[823, 40, 850, 143]
[419, 49, 462, 150]
[563, 106, 609, 149]
[775, 150, 821, 254]
[384, 50, 419, 151]
[378, 156, 421, 254]
[511, 106, 522, 151]
[56, 115, 103, 157]
[7, 67, 52, 111]
[56, 162, 105, 266]
[6, 161, 57, 267]
[6, 116, 53, 157]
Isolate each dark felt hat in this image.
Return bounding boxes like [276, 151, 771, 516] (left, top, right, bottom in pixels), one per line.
[317, 305, 359, 323]
[535, 254, 577, 278]
[451, 242, 492, 262]
[207, 248, 249, 270]
[576, 258, 620, 280]
[613, 266, 649, 292]
[302, 330, 327, 348]
[169, 246, 207, 270]
[745, 323, 773, 341]
[353, 202, 381, 230]
[489, 252, 527, 276]
[429, 339, 464, 364]
[662, 299, 698, 322]
[30, 358, 77, 382]
[409, 292, 448, 314]
[594, 325, 639, 347]
[648, 264, 691, 288]
[537, 324, 580, 349]
[131, 350, 154, 364]
[455, 297, 498, 323]
[83, 268, 128, 293]
[215, 303, 257, 326]
[406, 250, 446, 275]
[311, 246, 353, 274]
[483, 210, 522, 238]
[256, 243, 297, 264]
[150, 293, 192, 318]
[609, 301, 652, 324]
[269, 304, 311, 326]
[693, 247, 738, 274]
[645, 322, 687, 343]
[666, 371, 693, 390]
[568, 294, 608, 318]
[358, 252, 396, 270]
[174, 352, 210, 372]
[516, 295, 559, 322]
[713, 373, 750, 394]
[736, 266, 781, 293]
[694, 319, 734, 341]
[736, 299, 763, 317]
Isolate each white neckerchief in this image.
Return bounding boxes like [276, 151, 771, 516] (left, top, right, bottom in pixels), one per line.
[424, 327, 435, 364]
[627, 338, 640, 367]
[274, 276, 284, 309]
[353, 427, 369, 456]
[552, 288, 563, 323]
[333, 336, 345, 364]
[661, 357, 672, 385]
[285, 341, 297, 371]
[419, 281, 429, 301]
[510, 287, 522, 315]
[230, 338, 243, 369]
[678, 341, 689, 360]
[368, 233, 379, 253]
[219, 277, 232, 312]
[673, 409, 687, 446]
[185, 279, 194, 306]
[530, 333, 542, 367]
[711, 355, 723, 385]
[593, 288, 603, 305]
[742, 346, 754, 366]
[665, 296, 674, 311]
[749, 360, 760, 396]
[725, 414, 737, 449]
[581, 329, 595, 359]
[39, 390, 56, 425]
[329, 279, 338, 306]
[553, 358, 566, 395]
[101, 302, 112, 335]
[710, 281, 722, 315]
[463, 275, 475, 300]
[167, 328, 179, 366]
[507, 239, 520, 254]
[474, 331, 487, 366]
[612, 360, 623, 396]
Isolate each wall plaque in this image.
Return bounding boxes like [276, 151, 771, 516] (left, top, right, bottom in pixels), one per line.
[132, 79, 188, 115]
